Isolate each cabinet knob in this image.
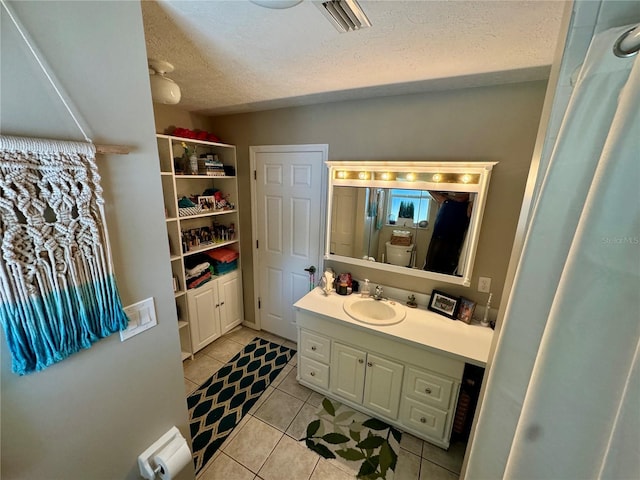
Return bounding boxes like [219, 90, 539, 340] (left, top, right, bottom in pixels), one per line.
[311, 346, 317, 351]
[367, 362, 373, 367]
[309, 371, 315, 377]
[420, 417, 427, 424]
[425, 388, 432, 394]
[358, 358, 364, 364]
[220, 301, 225, 306]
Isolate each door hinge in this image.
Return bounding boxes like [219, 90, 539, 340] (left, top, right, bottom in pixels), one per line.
[254, 170, 257, 180]
[258, 297, 261, 309]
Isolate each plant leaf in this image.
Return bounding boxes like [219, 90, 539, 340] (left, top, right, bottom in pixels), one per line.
[357, 458, 377, 478]
[362, 418, 390, 431]
[322, 398, 336, 416]
[335, 448, 366, 461]
[349, 421, 364, 432]
[334, 410, 356, 424]
[306, 439, 336, 459]
[349, 428, 361, 443]
[378, 441, 393, 475]
[306, 419, 320, 438]
[390, 427, 402, 444]
[356, 435, 386, 450]
[322, 433, 351, 444]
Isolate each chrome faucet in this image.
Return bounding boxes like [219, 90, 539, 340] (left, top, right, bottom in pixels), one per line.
[373, 285, 385, 300]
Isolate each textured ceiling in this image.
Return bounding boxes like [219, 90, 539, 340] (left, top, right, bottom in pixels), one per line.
[142, 0, 567, 116]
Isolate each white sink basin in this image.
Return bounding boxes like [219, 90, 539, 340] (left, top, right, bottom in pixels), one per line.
[343, 296, 406, 326]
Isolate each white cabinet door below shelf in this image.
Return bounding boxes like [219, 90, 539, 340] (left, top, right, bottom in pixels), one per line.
[218, 270, 242, 335]
[331, 342, 366, 404]
[363, 353, 404, 420]
[187, 281, 221, 352]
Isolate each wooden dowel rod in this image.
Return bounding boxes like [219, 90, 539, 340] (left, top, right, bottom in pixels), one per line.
[95, 144, 131, 155]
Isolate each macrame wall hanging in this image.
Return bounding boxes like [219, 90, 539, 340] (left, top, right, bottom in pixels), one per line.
[0, 136, 128, 375]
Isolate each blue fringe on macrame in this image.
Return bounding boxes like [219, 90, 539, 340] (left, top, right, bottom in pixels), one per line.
[0, 275, 128, 375]
[0, 135, 129, 375]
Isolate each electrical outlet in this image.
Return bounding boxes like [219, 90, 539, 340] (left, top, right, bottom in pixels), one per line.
[478, 277, 491, 293]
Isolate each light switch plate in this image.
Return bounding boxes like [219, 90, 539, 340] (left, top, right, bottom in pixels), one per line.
[120, 297, 157, 341]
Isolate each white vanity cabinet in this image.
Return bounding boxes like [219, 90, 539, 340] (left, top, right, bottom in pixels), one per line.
[331, 342, 404, 419]
[295, 309, 465, 449]
[187, 270, 242, 352]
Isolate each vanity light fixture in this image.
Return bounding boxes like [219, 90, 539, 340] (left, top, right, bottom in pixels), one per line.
[406, 173, 417, 182]
[358, 171, 369, 180]
[381, 172, 391, 181]
[461, 174, 472, 184]
[336, 170, 347, 179]
[432, 173, 442, 182]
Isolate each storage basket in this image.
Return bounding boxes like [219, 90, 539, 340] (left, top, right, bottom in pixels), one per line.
[390, 230, 413, 246]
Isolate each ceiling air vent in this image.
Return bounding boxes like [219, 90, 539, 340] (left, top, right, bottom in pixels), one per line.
[316, 0, 372, 33]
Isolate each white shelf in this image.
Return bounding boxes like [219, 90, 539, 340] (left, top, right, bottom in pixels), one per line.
[178, 209, 237, 220]
[157, 134, 241, 361]
[183, 239, 239, 257]
[175, 174, 236, 179]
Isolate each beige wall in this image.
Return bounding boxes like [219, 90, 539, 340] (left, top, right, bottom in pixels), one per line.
[1, 2, 192, 479]
[155, 80, 547, 324]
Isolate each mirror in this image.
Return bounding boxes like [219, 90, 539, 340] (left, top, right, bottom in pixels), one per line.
[325, 162, 497, 286]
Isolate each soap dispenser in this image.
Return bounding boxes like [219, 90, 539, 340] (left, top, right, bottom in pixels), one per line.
[361, 279, 370, 298]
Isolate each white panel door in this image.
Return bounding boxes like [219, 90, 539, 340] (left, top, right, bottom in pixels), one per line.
[363, 353, 404, 419]
[187, 281, 220, 352]
[331, 342, 366, 404]
[251, 145, 327, 340]
[219, 270, 242, 335]
[330, 186, 357, 256]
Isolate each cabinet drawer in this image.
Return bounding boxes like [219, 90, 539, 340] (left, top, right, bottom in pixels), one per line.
[300, 330, 331, 364]
[404, 366, 454, 410]
[399, 396, 448, 441]
[298, 357, 329, 390]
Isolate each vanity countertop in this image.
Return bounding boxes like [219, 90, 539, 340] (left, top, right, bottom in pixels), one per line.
[294, 288, 494, 367]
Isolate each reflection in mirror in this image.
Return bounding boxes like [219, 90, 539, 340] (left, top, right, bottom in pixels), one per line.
[330, 188, 475, 276]
[326, 162, 497, 286]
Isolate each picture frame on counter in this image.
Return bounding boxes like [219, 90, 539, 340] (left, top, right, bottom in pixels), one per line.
[428, 289, 461, 319]
[457, 297, 476, 324]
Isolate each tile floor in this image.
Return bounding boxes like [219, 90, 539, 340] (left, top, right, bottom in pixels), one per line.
[183, 326, 465, 480]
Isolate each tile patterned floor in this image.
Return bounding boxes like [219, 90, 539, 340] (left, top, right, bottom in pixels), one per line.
[184, 326, 465, 480]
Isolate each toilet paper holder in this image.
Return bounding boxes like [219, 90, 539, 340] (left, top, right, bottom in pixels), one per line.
[138, 426, 189, 479]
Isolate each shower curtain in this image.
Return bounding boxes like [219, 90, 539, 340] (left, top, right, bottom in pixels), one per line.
[466, 25, 639, 479]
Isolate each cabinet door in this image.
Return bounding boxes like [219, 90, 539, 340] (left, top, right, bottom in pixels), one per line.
[363, 353, 404, 419]
[331, 342, 366, 404]
[218, 271, 242, 335]
[187, 281, 221, 352]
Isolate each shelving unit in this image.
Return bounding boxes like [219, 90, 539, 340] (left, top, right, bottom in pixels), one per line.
[157, 134, 244, 360]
